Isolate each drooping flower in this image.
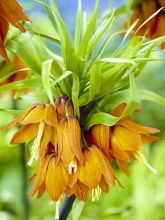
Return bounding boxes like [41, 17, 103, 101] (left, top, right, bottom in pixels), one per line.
[78, 145, 115, 201]
[29, 143, 69, 201]
[0, 0, 30, 61]
[124, 0, 165, 48]
[57, 115, 84, 170]
[110, 104, 160, 176]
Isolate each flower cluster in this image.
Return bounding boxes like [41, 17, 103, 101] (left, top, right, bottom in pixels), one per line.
[4, 99, 160, 202]
[125, 0, 165, 48]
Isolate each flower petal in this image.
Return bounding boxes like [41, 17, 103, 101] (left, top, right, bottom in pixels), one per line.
[119, 118, 160, 134]
[117, 160, 130, 177]
[2, 105, 37, 129]
[29, 155, 50, 198]
[91, 124, 110, 159]
[111, 136, 130, 162]
[113, 125, 142, 151]
[0, 0, 30, 32]
[11, 123, 39, 144]
[45, 104, 58, 127]
[21, 105, 45, 125]
[45, 157, 69, 201]
[68, 116, 84, 164]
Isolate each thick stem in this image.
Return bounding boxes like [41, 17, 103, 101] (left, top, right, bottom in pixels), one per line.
[59, 195, 76, 220]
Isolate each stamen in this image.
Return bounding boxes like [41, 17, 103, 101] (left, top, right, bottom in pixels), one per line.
[68, 160, 78, 174]
[55, 201, 60, 220]
[28, 121, 45, 166]
[134, 151, 157, 174]
[92, 186, 102, 202]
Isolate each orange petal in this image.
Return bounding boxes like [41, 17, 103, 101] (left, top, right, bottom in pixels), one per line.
[74, 181, 89, 201]
[39, 125, 52, 156]
[111, 136, 130, 162]
[91, 124, 110, 159]
[159, 0, 165, 7]
[57, 119, 75, 165]
[113, 125, 142, 151]
[45, 157, 69, 201]
[79, 146, 115, 188]
[2, 104, 37, 129]
[79, 148, 102, 188]
[68, 116, 84, 164]
[37, 182, 46, 199]
[89, 146, 115, 186]
[141, 134, 161, 145]
[21, 105, 45, 125]
[29, 155, 50, 198]
[141, 0, 157, 35]
[45, 104, 58, 127]
[117, 160, 130, 177]
[119, 118, 160, 134]
[99, 176, 109, 193]
[0, 0, 30, 32]
[50, 127, 58, 149]
[0, 16, 9, 61]
[11, 123, 39, 144]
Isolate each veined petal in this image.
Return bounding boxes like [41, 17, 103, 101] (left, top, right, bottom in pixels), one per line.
[37, 182, 46, 199]
[2, 105, 37, 129]
[29, 155, 51, 198]
[113, 125, 142, 151]
[39, 125, 52, 156]
[21, 105, 45, 125]
[141, 134, 161, 145]
[111, 136, 130, 162]
[11, 123, 39, 144]
[68, 116, 84, 164]
[91, 125, 110, 159]
[45, 104, 58, 127]
[45, 156, 69, 201]
[99, 176, 109, 193]
[89, 146, 115, 186]
[117, 160, 130, 177]
[119, 118, 160, 134]
[79, 148, 102, 188]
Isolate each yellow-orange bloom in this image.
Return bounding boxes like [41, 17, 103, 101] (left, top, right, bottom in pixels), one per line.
[125, 0, 165, 48]
[88, 124, 111, 159]
[58, 115, 84, 168]
[29, 143, 69, 201]
[78, 145, 115, 200]
[0, 0, 30, 61]
[110, 104, 160, 176]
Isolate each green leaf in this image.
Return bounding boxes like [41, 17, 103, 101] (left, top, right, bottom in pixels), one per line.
[71, 200, 85, 220]
[42, 59, 55, 105]
[72, 73, 80, 119]
[6, 40, 42, 74]
[87, 10, 115, 53]
[85, 112, 119, 130]
[0, 108, 23, 115]
[120, 71, 140, 118]
[74, 0, 82, 52]
[89, 63, 101, 102]
[78, 0, 100, 58]
[0, 78, 42, 92]
[139, 89, 165, 106]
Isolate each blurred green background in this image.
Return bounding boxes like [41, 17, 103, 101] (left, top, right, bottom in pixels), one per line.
[0, 0, 165, 220]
